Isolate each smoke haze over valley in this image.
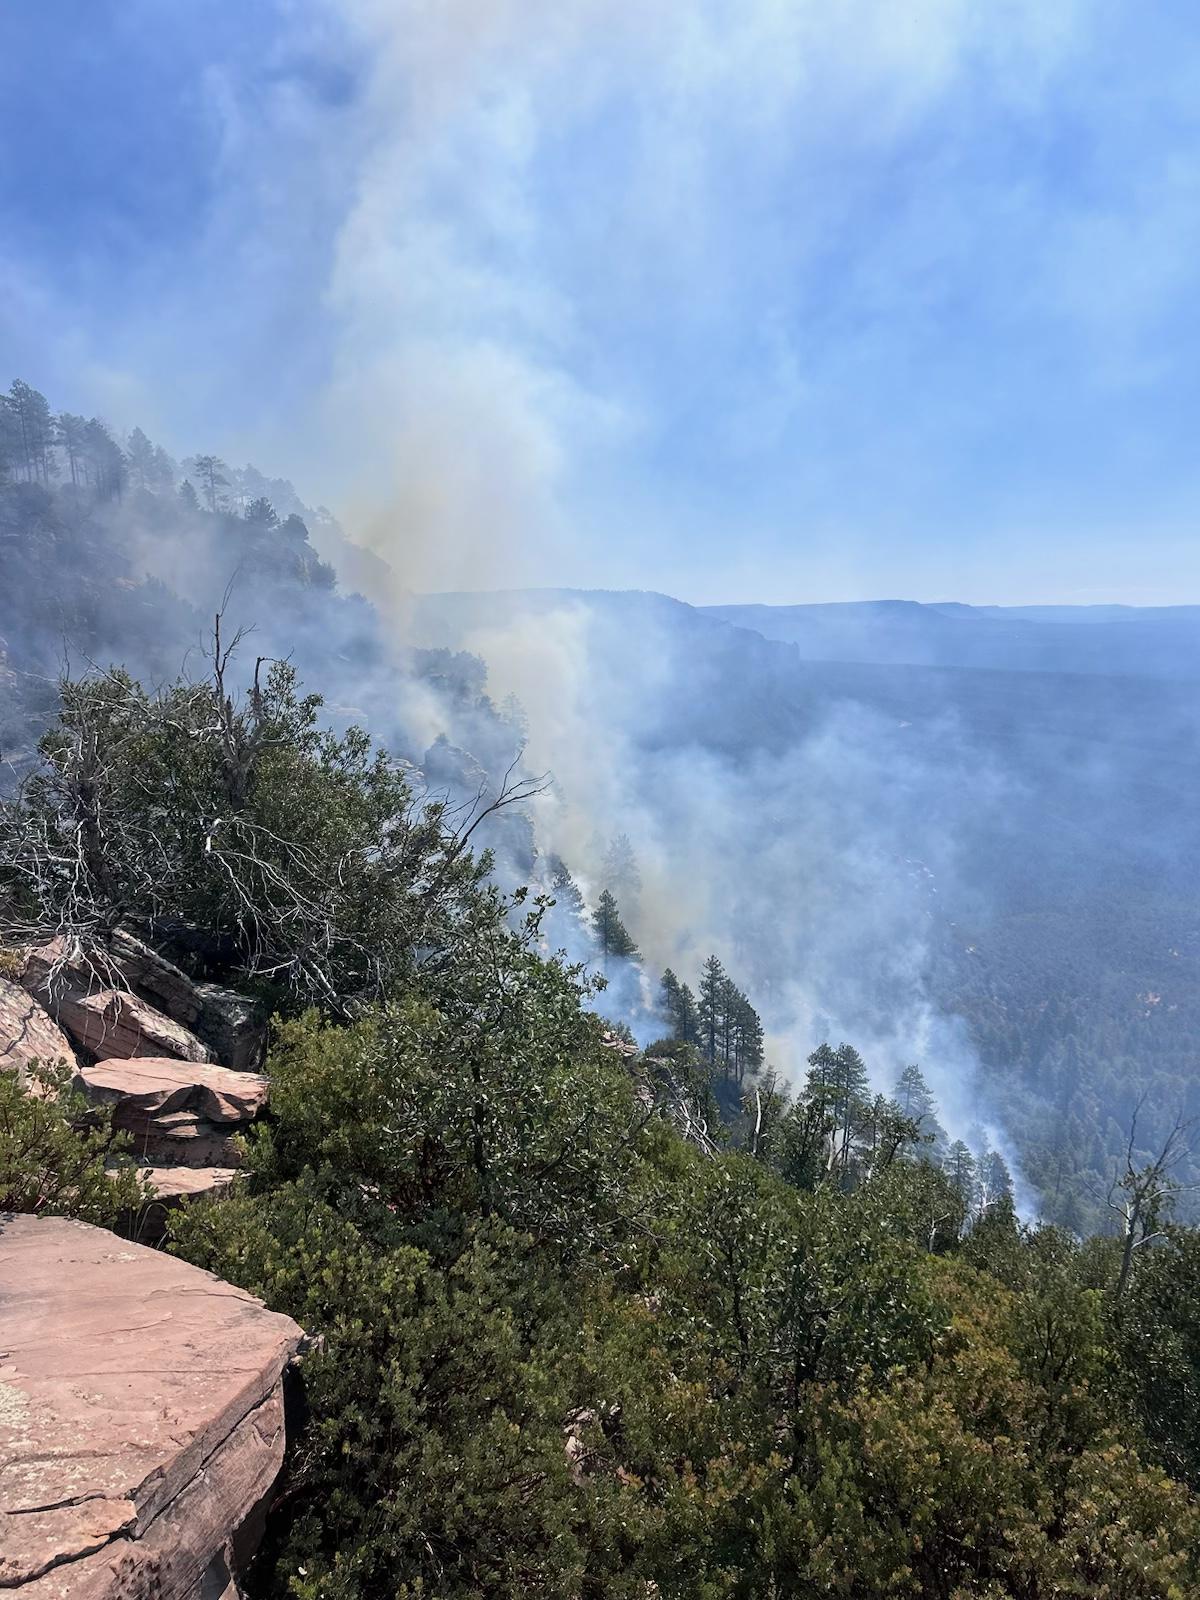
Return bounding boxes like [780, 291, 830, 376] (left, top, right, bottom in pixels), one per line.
[4, 415, 1198, 1232]
[11, 9, 1200, 1586]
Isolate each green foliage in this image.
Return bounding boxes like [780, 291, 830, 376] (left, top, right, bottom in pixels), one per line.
[0, 1060, 142, 1223]
[173, 986, 1200, 1597]
[251, 922, 649, 1263]
[0, 657, 498, 1014]
[680, 956, 763, 1084]
[1115, 1228, 1200, 1489]
[592, 888, 639, 966]
[7, 638, 1195, 1597]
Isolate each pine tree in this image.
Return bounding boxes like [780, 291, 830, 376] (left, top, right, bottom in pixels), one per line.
[718, 976, 740, 1077]
[55, 413, 89, 488]
[83, 419, 124, 500]
[126, 426, 157, 490]
[831, 1044, 871, 1179]
[543, 855, 588, 955]
[245, 496, 279, 527]
[945, 1140, 979, 1232]
[735, 997, 765, 1081]
[660, 969, 682, 1033]
[802, 1044, 872, 1182]
[591, 889, 638, 968]
[697, 955, 727, 1068]
[189, 453, 229, 512]
[892, 1064, 947, 1156]
[676, 982, 699, 1046]
[547, 855, 585, 918]
[6, 380, 55, 482]
[178, 479, 201, 512]
[978, 1147, 1015, 1218]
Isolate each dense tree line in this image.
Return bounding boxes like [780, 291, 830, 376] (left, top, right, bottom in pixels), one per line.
[0, 377, 336, 586]
[4, 653, 1200, 1597]
[660, 957, 764, 1084]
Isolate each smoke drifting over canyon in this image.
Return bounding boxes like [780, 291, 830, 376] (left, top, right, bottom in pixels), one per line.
[6, 393, 1200, 1230]
[389, 581, 1200, 1226]
[398, 588, 1029, 1183]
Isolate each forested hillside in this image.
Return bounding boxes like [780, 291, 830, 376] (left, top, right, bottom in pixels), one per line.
[4, 373, 1200, 1242]
[412, 588, 1200, 1234]
[0, 379, 527, 821]
[5, 643, 1200, 1598]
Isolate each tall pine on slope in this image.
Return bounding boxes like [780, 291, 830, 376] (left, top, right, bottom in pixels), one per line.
[893, 1063, 947, 1157]
[592, 888, 639, 967]
[698, 954, 727, 1068]
[660, 968, 700, 1044]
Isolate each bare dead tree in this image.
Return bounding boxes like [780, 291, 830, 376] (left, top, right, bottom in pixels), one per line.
[1107, 1099, 1195, 1301]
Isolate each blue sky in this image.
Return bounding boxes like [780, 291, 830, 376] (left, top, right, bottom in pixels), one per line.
[3, 0, 1200, 603]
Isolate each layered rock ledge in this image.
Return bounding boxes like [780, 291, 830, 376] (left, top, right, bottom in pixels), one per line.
[0, 1215, 303, 1600]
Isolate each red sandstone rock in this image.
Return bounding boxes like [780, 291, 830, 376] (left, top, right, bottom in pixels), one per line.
[105, 933, 267, 1072]
[76, 1058, 268, 1124]
[23, 941, 213, 1064]
[115, 1108, 244, 1168]
[124, 1165, 242, 1245]
[0, 1215, 302, 1599]
[0, 977, 75, 1078]
[134, 1163, 240, 1200]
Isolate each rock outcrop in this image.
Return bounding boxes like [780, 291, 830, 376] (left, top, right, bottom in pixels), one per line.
[193, 983, 267, 1073]
[0, 978, 74, 1079]
[3, 934, 272, 1226]
[0, 1214, 304, 1600]
[74, 1059, 271, 1241]
[22, 941, 213, 1065]
[104, 932, 267, 1072]
[77, 1058, 271, 1126]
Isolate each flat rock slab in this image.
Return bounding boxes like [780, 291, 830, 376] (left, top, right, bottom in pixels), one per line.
[0, 978, 76, 1078]
[134, 1165, 240, 1200]
[78, 1059, 269, 1125]
[0, 1215, 302, 1598]
[122, 1166, 242, 1246]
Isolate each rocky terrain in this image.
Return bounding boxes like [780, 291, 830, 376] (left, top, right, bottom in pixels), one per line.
[1, 931, 269, 1239]
[0, 1215, 303, 1599]
[0, 929, 298, 1597]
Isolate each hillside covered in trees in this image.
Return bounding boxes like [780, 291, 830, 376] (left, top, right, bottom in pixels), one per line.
[2, 370, 1199, 1589]
[411, 586, 1200, 1237]
[5, 639, 1200, 1598]
[6, 375, 1200, 1242]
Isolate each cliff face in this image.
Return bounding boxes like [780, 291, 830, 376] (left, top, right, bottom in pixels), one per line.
[0, 1215, 304, 1600]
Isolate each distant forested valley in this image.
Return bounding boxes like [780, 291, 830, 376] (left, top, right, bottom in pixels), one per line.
[3, 376, 1200, 1240]
[8, 376, 1200, 1596]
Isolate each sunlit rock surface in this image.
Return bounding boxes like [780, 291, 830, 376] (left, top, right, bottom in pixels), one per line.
[0, 1215, 303, 1599]
[0, 978, 74, 1078]
[22, 940, 213, 1065]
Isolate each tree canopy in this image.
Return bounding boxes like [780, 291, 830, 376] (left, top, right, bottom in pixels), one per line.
[4, 644, 1200, 1600]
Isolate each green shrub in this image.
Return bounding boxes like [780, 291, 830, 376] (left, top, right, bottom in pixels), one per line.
[0, 1060, 141, 1224]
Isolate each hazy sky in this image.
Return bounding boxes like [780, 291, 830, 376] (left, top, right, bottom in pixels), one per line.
[4, 1, 1200, 604]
